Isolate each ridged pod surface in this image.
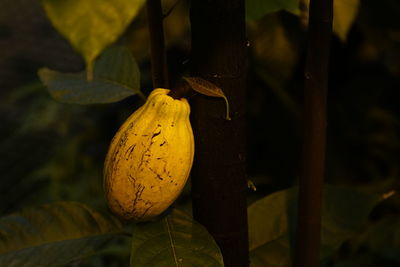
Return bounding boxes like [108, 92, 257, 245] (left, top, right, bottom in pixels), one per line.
[104, 88, 194, 221]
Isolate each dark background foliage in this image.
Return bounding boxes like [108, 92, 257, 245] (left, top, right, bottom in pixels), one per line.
[0, 0, 400, 266]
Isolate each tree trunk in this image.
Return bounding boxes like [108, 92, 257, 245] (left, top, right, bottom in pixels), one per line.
[189, 0, 249, 266]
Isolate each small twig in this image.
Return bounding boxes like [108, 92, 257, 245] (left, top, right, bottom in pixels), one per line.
[146, 0, 169, 89]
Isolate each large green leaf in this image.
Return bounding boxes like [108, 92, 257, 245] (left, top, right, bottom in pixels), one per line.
[248, 185, 382, 267]
[130, 209, 224, 267]
[41, 0, 146, 77]
[38, 46, 143, 104]
[246, 0, 300, 20]
[0, 201, 123, 267]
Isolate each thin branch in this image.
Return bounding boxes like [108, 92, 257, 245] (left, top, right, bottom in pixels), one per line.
[146, 0, 169, 89]
[294, 0, 333, 267]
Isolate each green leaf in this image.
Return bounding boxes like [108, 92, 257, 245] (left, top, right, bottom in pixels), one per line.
[41, 0, 146, 78]
[130, 209, 224, 267]
[246, 0, 300, 20]
[0, 201, 123, 267]
[248, 185, 382, 267]
[38, 46, 143, 104]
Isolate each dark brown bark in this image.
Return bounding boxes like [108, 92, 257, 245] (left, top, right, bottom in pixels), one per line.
[189, 0, 249, 266]
[294, 0, 333, 267]
[146, 0, 169, 89]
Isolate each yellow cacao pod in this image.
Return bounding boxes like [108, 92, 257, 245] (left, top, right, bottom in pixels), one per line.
[104, 88, 194, 221]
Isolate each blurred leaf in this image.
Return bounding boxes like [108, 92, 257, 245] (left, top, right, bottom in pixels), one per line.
[248, 185, 382, 267]
[0, 202, 123, 267]
[320, 186, 381, 255]
[0, 81, 114, 212]
[0, 82, 75, 214]
[2, 82, 68, 135]
[38, 46, 143, 104]
[330, 255, 376, 267]
[41, 0, 146, 78]
[333, 0, 360, 41]
[300, 0, 360, 42]
[249, 14, 301, 116]
[250, 235, 291, 267]
[355, 179, 397, 200]
[77, 235, 132, 267]
[359, 215, 400, 263]
[246, 0, 300, 20]
[130, 209, 224, 267]
[249, 15, 300, 87]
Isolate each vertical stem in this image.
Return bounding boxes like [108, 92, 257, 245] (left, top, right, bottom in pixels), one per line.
[295, 0, 333, 267]
[146, 0, 169, 88]
[299, 0, 310, 30]
[190, 1, 249, 266]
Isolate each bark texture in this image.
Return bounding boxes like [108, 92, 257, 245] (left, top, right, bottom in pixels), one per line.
[189, 0, 249, 266]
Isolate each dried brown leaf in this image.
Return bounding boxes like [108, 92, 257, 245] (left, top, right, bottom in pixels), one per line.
[183, 77, 231, 120]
